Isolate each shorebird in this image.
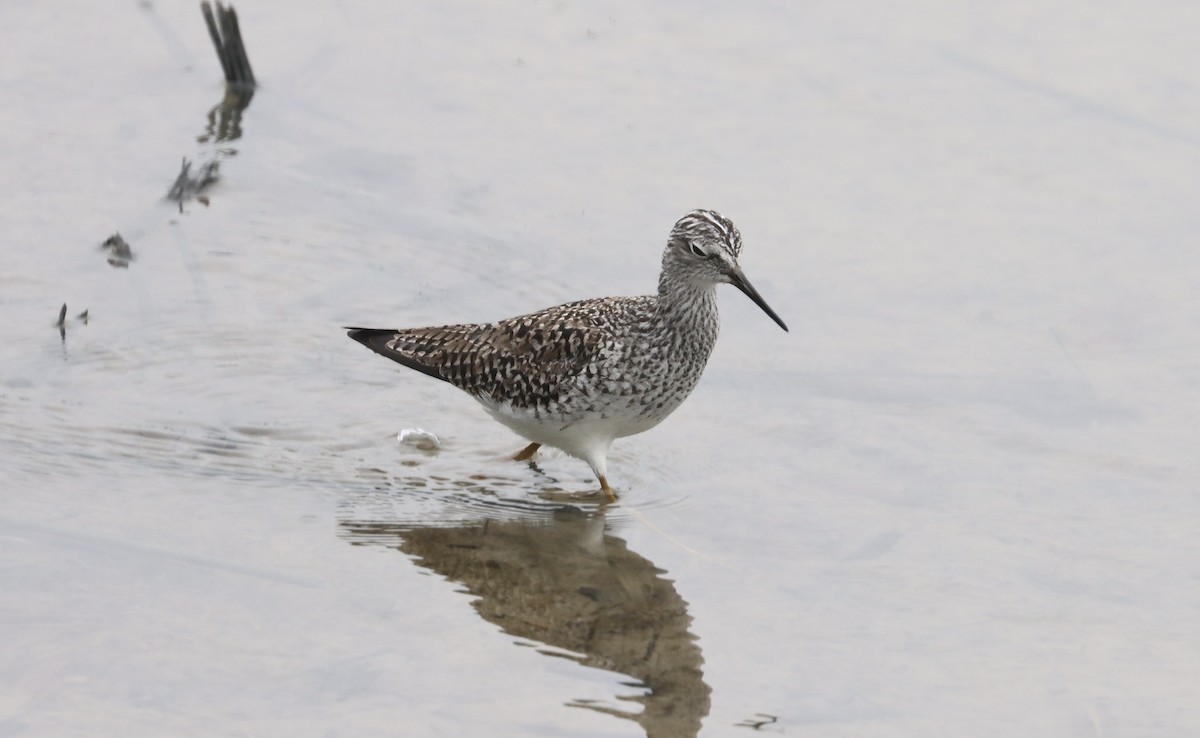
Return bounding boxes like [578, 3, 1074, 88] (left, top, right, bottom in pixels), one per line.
[348, 209, 787, 499]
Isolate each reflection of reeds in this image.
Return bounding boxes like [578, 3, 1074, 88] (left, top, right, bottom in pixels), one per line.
[200, 87, 254, 145]
[167, 3, 256, 206]
[339, 499, 711, 738]
[198, 1, 256, 144]
[201, 1, 255, 87]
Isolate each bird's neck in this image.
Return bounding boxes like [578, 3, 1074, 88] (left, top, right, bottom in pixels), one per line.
[655, 274, 720, 339]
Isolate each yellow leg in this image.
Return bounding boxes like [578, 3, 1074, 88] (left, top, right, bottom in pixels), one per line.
[598, 474, 617, 502]
[513, 442, 541, 461]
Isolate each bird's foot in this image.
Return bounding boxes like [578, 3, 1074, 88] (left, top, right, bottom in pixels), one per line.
[598, 474, 618, 503]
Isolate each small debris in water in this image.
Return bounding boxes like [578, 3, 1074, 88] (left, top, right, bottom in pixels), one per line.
[100, 233, 134, 268]
[167, 157, 220, 208]
[398, 428, 440, 451]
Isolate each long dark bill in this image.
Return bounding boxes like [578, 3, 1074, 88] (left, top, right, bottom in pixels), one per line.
[729, 267, 788, 332]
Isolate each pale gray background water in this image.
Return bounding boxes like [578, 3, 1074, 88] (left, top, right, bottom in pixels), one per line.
[3, 1, 1199, 736]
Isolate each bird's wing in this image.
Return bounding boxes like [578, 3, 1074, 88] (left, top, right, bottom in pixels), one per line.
[347, 299, 619, 405]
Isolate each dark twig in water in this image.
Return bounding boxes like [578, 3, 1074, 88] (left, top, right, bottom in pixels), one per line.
[100, 232, 136, 268]
[167, 157, 220, 207]
[168, 158, 192, 202]
[201, 1, 255, 87]
[735, 714, 779, 730]
[55, 303, 90, 343]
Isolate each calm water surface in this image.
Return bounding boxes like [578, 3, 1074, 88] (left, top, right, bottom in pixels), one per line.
[3, 1, 1200, 736]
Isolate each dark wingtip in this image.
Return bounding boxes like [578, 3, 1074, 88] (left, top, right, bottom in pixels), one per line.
[344, 326, 449, 383]
[345, 327, 396, 351]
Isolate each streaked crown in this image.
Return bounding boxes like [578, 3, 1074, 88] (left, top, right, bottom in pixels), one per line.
[670, 209, 742, 258]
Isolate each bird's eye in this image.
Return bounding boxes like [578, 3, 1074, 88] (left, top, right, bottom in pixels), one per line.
[687, 241, 707, 258]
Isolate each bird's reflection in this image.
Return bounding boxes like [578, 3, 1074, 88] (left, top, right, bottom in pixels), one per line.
[338, 486, 711, 738]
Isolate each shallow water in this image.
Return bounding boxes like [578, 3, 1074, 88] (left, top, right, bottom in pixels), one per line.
[3, 1, 1200, 736]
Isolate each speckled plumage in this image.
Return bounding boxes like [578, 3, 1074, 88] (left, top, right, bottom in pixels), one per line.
[348, 209, 787, 497]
